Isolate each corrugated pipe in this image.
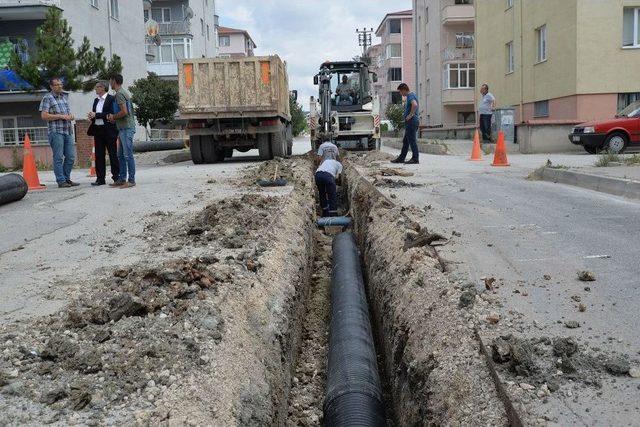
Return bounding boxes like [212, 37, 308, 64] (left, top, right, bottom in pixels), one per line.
[0, 173, 28, 206]
[324, 232, 385, 426]
[133, 140, 186, 153]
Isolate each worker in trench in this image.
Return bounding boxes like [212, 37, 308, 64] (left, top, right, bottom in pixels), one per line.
[315, 157, 342, 217]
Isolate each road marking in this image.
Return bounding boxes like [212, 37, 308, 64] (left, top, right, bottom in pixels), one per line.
[483, 223, 539, 229]
[516, 254, 611, 262]
[583, 255, 611, 259]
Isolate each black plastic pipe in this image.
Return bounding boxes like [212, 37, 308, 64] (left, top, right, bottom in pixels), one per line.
[0, 173, 28, 207]
[324, 232, 385, 426]
[133, 140, 186, 153]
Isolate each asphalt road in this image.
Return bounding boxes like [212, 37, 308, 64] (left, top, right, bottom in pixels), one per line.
[375, 147, 640, 425]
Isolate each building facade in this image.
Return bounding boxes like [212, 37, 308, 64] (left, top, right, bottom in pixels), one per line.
[375, 10, 415, 113]
[476, 0, 640, 124]
[217, 26, 255, 57]
[365, 43, 383, 101]
[414, 0, 475, 128]
[0, 0, 147, 165]
[144, 0, 218, 79]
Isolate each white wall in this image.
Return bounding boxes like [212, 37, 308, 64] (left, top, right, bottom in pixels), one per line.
[188, 0, 216, 59]
[218, 33, 247, 56]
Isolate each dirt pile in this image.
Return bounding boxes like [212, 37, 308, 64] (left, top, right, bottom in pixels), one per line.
[345, 159, 507, 426]
[240, 157, 304, 186]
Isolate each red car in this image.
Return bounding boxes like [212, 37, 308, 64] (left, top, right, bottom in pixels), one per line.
[569, 101, 640, 154]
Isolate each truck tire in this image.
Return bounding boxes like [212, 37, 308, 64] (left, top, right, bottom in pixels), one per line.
[286, 124, 293, 156]
[270, 125, 287, 158]
[368, 138, 380, 151]
[223, 148, 233, 159]
[258, 134, 273, 160]
[190, 136, 204, 164]
[201, 137, 220, 163]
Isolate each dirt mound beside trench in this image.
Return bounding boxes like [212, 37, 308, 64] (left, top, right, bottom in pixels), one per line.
[345, 162, 507, 426]
[0, 160, 316, 425]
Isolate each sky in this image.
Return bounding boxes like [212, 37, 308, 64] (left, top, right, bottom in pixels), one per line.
[216, 0, 412, 110]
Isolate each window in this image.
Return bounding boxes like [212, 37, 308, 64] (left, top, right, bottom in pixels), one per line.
[388, 68, 402, 82]
[390, 91, 402, 104]
[90, 0, 99, 9]
[506, 0, 513, 8]
[623, 8, 640, 48]
[386, 43, 401, 58]
[455, 0, 473, 4]
[151, 8, 171, 22]
[109, 0, 118, 19]
[146, 37, 192, 63]
[219, 35, 230, 47]
[534, 100, 549, 117]
[426, 7, 429, 24]
[389, 19, 401, 34]
[426, 42, 430, 58]
[618, 92, 640, 111]
[536, 25, 547, 62]
[207, 25, 210, 40]
[444, 63, 475, 89]
[506, 41, 514, 73]
[458, 112, 476, 124]
[144, 10, 148, 22]
[456, 32, 474, 48]
[201, 19, 205, 36]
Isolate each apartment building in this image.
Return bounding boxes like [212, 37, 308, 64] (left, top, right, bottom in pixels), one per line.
[365, 43, 383, 99]
[414, 0, 475, 128]
[476, 0, 640, 124]
[374, 10, 415, 112]
[217, 26, 256, 57]
[144, 0, 218, 79]
[0, 0, 147, 152]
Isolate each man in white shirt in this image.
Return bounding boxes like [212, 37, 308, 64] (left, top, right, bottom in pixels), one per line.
[315, 159, 342, 217]
[336, 75, 354, 105]
[87, 82, 119, 186]
[317, 140, 339, 161]
[478, 84, 496, 143]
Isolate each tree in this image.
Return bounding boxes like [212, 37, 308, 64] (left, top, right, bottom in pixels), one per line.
[385, 103, 405, 136]
[129, 73, 179, 129]
[290, 95, 307, 137]
[9, 8, 121, 91]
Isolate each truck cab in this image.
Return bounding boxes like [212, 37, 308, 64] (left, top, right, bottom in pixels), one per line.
[309, 61, 380, 151]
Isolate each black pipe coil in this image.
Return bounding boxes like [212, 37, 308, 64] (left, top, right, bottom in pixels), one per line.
[324, 232, 385, 426]
[0, 173, 28, 207]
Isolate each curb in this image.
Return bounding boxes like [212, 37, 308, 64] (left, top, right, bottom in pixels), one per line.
[383, 138, 448, 156]
[537, 167, 640, 200]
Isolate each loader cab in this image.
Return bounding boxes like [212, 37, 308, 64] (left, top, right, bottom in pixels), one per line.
[314, 61, 374, 113]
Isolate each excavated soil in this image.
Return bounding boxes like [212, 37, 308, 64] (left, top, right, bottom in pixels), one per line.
[0, 158, 316, 425]
[345, 158, 508, 426]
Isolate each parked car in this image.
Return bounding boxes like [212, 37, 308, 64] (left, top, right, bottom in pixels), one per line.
[569, 101, 640, 154]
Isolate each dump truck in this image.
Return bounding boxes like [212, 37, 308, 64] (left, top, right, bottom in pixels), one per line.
[309, 61, 381, 151]
[178, 55, 293, 163]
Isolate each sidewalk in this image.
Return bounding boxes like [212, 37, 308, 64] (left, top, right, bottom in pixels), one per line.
[533, 162, 640, 200]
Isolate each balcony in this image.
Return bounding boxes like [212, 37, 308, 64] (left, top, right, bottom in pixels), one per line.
[158, 21, 192, 36]
[0, 0, 60, 20]
[441, 47, 475, 62]
[442, 88, 474, 105]
[442, 4, 474, 25]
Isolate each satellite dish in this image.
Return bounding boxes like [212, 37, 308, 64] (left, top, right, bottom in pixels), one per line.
[153, 34, 162, 46]
[146, 18, 159, 37]
[184, 6, 194, 21]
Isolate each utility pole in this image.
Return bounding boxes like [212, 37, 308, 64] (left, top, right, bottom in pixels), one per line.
[356, 27, 374, 59]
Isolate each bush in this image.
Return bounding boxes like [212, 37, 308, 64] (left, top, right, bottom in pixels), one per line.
[380, 123, 389, 133]
[385, 103, 405, 136]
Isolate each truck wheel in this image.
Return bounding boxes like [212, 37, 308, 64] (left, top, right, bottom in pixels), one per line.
[224, 148, 233, 158]
[367, 138, 380, 151]
[201, 137, 220, 163]
[258, 134, 273, 160]
[286, 124, 293, 156]
[190, 136, 204, 164]
[270, 126, 287, 158]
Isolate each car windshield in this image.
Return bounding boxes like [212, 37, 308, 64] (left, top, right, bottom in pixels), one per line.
[617, 101, 640, 117]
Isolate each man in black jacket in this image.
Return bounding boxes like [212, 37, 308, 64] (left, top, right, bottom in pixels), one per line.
[87, 81, 119, 186]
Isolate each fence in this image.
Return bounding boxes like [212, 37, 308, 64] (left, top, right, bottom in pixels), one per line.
[0, 127, 49, 146]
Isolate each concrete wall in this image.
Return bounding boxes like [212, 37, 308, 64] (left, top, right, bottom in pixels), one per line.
[516, 124, 584, 154]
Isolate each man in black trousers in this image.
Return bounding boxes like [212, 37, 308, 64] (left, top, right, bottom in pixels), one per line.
[87, 81, 119, 186]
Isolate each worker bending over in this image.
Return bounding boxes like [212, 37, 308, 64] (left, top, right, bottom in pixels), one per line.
[317, 140, 339, 161]
[315, 158, 342, 217]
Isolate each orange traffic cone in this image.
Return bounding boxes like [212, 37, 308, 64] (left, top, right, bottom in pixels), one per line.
[469, 129, 482, 161]
[88, 143, 96, 177]
[22, 133, 46, 190]
[491, 131, 510, 167]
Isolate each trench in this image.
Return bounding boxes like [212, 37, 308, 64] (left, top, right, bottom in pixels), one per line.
[284, 162, 396, 426]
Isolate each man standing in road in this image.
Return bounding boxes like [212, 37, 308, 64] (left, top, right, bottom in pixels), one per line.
[391, 83, 420, 164]
[87, 81, 119, 186]
[39, 77, 78, 188]
[478, 84, 496, 143]
[107, 74, 137, 189]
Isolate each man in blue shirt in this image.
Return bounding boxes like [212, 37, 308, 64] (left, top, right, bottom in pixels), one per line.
[391, 83, 420, 164]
